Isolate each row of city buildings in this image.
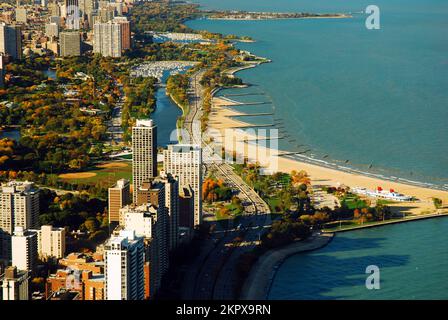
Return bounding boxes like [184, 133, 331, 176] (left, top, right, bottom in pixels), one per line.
[103, 119, 202, 300]
[0, 180, 66, 300]
[1, 118, 204, 300]
[0, 0, 135, 88]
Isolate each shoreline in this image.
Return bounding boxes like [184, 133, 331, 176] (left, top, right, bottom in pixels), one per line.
[241, 212, 448, 300]
[207, 14, 352, 21]
[240, 232, 334, 300]
[208, 67, 448, 216]
[325, 211, 448, 233]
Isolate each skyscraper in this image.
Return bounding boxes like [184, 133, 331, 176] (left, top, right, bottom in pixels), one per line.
[108, 179, 131, 225]
[45, 22, 59, 38]
[59, 32, 81, 56]
[11, 227, 37, 273]
[0, 181, 39, 234]
[0, 23, 22, 60]
[1, 266, 29, 300]
[120, 203, 169, 298]
[0, 54, 5, 88]
[164, 144, 202, 226]
[179, 185, 194, 230]
[31, 225, 66, 260]
[104, 230, 145, 300]
[132, 120, 157, 202]
[157, 172, 179, 250]
[113, 16, 131, 51]
[0, 181, 39, 260]
[49, 2, 61, 17]
[15, 7, 27, 24]
[65, 0, 80, 30]
[93, 21, 122, 57]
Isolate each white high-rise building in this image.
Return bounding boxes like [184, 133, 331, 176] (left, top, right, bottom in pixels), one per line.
[104, 230, 145, 300]
[45, 22, 59, 38]
[0, 181, 39, 260]
[11, 227, 37, 273]
[15, 8, 27, 24]
[132, 119, 157, 202]
[93, 21, 122, 57]
[65, 0, 80, 30]
[30, 225, 66, 260]
[164, 144, 202, 226]
[0, 181, 39, 234]
[120, 203, 169, 297]
[1, 266, 29, 300]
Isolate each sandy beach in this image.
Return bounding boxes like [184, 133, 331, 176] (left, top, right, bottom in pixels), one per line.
[208, 97, 448, 216]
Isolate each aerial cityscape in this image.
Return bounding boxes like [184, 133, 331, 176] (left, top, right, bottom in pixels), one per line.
[0, 0, 447, 306]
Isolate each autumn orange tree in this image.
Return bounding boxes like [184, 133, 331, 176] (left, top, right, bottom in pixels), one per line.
[202, 177, 232, 203]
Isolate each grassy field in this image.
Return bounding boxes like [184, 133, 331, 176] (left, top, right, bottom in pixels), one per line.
[341, 194, 368, 210]
[58, 161, 132, 186]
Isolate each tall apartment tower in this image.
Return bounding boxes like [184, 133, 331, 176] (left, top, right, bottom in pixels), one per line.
[11, 227, 37, 273]
[79, 0, 96, 28]
[157, 172, 179, 250]
[0, 181, 39, 260]
[133, 180, 169, 274]
[164, 144, 202, 226]
[132, 119, 157, 203]
[113, 16, 131, 51]
[179, 185, 194, 229]
[0, 181, 40, 233]
[104, 230, 145, 300]
[45, 22, 59, 38]
[108, 179, 131, 225]
[0, 23, 22, 60]
[97, 6, 116, 23]
[59, 32, 81, 56]
[120, 203, 169, 298]
[65, 0, 80, 30]
[30, 225, 66, 260]
[0, 54, 5, 88]
[79, 0, 96, 16]
[49, 2, 61, 17]
[93, 21, 122, 58]
[15, 8, 27, 24]
[1, 266, 29, 300]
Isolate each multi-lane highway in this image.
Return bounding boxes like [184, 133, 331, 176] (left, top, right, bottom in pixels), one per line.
[181, 70, 272, 300]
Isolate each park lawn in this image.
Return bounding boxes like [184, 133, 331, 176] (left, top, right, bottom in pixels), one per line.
[342, 194, 368, 210]
[216, 209, 231, 221]
[58, 161, 132, 186]
[265, 196, 281, 213]
[377, 199, 397, 205]
[226, 203, 243, 216]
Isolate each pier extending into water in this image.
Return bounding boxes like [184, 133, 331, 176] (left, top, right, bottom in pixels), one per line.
[324, 211, 448, 233]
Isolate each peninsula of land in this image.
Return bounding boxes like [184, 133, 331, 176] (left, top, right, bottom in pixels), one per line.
[205, 11, 352, 20]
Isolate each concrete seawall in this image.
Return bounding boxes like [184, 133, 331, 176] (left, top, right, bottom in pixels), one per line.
[328, 211, 448, 233]
[240, 232, 334, 300]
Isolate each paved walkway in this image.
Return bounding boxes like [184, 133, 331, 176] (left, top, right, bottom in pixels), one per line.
[240, 232, 334, 300]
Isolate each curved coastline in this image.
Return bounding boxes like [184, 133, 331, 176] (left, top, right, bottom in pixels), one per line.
[240, 232, 334, 300]
[208, 70, 448, 192]
[203, 46, 448, 216]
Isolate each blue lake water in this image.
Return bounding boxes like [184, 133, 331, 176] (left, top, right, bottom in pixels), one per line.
[187, 0, 448, 188]
[0, 129, 20, 141]
[187, 0, 448, 300]
[152, 88, 181, 147]
[268, 217, 448, 300]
